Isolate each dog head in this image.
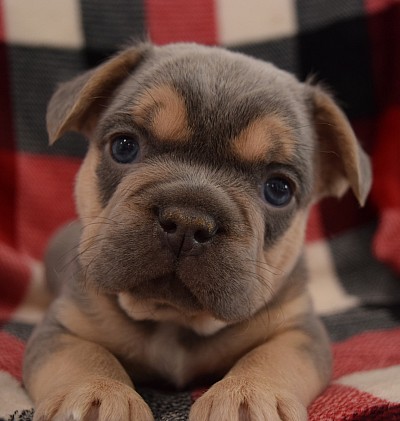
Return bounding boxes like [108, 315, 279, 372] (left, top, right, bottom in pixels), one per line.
[47, 43, 371, 333]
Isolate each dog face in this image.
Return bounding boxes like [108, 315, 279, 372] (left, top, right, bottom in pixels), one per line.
[47, 43, 371, 331]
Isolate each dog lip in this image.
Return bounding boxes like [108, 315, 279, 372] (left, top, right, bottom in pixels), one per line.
[129, 273, 203, 311]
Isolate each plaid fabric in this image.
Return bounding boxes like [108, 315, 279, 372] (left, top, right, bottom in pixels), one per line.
[1, 0, 400, 419]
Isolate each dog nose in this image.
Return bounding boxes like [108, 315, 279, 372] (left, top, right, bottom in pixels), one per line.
[157, 206, 218, 257]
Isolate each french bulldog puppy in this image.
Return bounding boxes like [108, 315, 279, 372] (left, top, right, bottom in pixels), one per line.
[23, 42, 372, 421]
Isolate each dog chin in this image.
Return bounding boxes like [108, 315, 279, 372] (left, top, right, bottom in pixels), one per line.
[117, 292, 228, 336]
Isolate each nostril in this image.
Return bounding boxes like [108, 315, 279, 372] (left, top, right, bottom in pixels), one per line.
[194, 226, 218, 244]
[160, 220, 177, 234]
[156, 206, 177, 234]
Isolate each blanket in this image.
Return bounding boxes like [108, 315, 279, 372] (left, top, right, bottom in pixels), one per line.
[1, 1, 400, 420]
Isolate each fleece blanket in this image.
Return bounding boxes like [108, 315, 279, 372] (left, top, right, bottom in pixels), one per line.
[1, 1, 400, 420]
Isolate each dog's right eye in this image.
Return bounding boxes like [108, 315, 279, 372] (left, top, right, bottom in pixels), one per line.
[110, 136, 140, 164]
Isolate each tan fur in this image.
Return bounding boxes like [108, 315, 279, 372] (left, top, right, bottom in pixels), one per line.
[263, 210, 309, 281]
[132, 85, 191, 142]
[311, 86, 372, 205]
[74, 144, 103, 219]
[28, 336, 152, 421]
[190, 329, 319, 421]
[51, 284, 315, 391]
[118, 292, 229, 335]
[232, 115, 295, 162]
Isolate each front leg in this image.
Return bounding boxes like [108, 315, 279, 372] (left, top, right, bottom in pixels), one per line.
[23, 321, 153, 421]
[190, 319, 331, 421]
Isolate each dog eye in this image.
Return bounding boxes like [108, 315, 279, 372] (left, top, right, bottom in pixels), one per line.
[263, 177, 293, 207]
[110, 136, 140, 164]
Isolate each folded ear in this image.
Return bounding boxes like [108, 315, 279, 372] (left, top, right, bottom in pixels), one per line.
[310, 86, 372, 206]
[47, 43, 150, 144]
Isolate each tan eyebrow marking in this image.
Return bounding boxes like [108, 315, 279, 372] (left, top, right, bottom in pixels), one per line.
[132, 85, 191, 142]
[232, 115, 295, 162]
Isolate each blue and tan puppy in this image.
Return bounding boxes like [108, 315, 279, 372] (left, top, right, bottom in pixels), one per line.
[23, 43, 371, 420]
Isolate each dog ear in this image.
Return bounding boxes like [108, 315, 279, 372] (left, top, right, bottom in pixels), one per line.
[47, 43, 149, 144]
[310, 86, 372, 206]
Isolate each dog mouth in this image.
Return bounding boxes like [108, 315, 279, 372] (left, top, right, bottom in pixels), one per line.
[128, 273, 204, 313]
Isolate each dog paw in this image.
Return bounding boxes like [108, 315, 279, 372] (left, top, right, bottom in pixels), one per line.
[189, 376, 307, 421]
[33, 378, 154, 421]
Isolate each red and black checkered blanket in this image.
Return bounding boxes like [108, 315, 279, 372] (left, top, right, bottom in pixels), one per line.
[1, 1, 400, 420]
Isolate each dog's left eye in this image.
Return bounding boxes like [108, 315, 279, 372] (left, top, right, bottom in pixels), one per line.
[263, 177, 293, 207]
[110, 136, 140, 164]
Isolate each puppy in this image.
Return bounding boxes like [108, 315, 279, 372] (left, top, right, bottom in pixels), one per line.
[23, 42, 372, 421]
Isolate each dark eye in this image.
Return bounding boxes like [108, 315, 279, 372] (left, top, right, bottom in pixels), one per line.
[263, 177, 293, 207]
[110, 135, 140, 164]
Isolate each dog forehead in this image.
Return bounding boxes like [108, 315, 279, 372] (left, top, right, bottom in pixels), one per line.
[148, 46, 304, 124]
[107, 44, 310, 162]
